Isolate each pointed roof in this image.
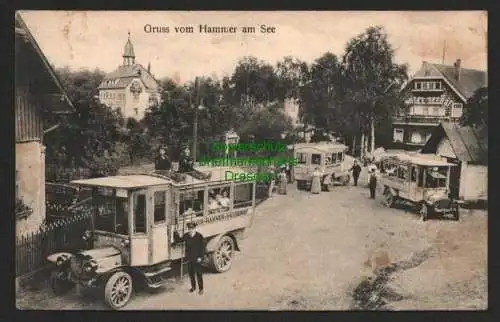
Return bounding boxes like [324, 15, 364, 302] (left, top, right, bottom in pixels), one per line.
[407, 61, 487, 102]
[123, 32, 135, 58]
[15, 12, 74, 112]
[98, 64, 159, 90]
[421, 122, 488, 165]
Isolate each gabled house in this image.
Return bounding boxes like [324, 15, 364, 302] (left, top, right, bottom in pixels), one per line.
[15, 13, 74, 235]
[393, 59, 487, 150]
[421, 122, 487, 202]
[98, 32, 161, 120]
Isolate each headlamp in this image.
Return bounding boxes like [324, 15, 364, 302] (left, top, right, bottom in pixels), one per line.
[120, 239, 130, 247]
[56, 254, 68, 266]
[83, 259, 98, 273]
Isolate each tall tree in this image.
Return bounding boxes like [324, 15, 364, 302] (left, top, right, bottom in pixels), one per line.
[275, 56, 309, 102]
[460, 87, 488, 127]
[341, 26, 409, 154]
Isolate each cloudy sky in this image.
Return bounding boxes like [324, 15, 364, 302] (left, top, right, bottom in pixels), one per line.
[19, 11, 487, 84]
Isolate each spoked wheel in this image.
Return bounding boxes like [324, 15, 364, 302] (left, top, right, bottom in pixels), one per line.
[383, 189, 395, 208]
[104, 271, 133, 310]
[419, 202, 430, 221]
[210, 235, 235, 273]
[453, 207, 460, 221]
[49, 270, 75, 295]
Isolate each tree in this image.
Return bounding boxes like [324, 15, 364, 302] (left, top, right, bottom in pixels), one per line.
[46, 67, 127, 175]
[341, 26, 409, 154]
[460, 87, 488, 127]
[275, 56, 309, 102]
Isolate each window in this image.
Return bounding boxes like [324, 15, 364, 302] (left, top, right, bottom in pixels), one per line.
[179, 189, 205, 218]
[415, 82, 422, 90]
[94, 194, 129, 235]
[451, 103, 463, 118]
[422, 82, 429, 90]
[424, 167, 448, 188]
[296, 152, 307, 164]
[134, 194, 146, 233]
[234, 182, 254, 209]
[337, 152, 343, 163]
[411, 132, 423, 144]
[397, 165, 408, 180]
[418, 167, 424, 187]
[154, 191, 166, 223]
[422, 107, 429, 115]
[207, 185, 231, 213]
[330, 153, 337, 163]
[311, 154, 322, 165]
[411, 167, 417, 182]
[393, 128, 404, 142]
[432, 107, 440, 116]
[435, 82, 441, 90]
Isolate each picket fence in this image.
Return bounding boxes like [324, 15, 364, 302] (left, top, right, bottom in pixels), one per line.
[16, 210, 92, 277]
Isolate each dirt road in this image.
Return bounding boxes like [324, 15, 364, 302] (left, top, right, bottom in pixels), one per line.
[16, 175, 487, 310]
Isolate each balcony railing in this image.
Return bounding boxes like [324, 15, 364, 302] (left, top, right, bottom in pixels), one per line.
[393, 115, 454, 124]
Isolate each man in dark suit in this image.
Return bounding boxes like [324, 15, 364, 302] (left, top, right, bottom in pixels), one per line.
[349, 160, 362, 186]
[179, 146, 194, 173]
[155, 146, 172, 171]
[173, 222, 205, 294]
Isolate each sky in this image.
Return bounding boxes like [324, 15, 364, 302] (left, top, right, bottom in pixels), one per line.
[19, 11, 487, 84]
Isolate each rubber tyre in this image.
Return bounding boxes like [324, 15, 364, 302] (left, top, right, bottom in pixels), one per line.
[453, 207, 460, 221]
[384, 189, 395, 208]
[49, 270, 75, 296]
[104, 271, 133, 310]
[210, 235, 235, 273]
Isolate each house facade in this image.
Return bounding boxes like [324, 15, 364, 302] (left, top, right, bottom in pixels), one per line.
[15, 14, 74, 236]
[98, 33, 161, 120]
[421, 122, 487, 202]
[393, 59, 487, 150]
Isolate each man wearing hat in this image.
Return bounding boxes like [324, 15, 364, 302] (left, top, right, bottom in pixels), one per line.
[179, 146, 194, 173]
[349, 159, 362, 186]
[155, 146, 172, 171]
[173, 221, 205, 294]
[368, 167, 378, 199]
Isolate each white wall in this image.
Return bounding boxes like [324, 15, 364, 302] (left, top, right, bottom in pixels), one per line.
[436, 136, 456, 159]
[460, 163, 488, 201]
[16, 141, 45, 236]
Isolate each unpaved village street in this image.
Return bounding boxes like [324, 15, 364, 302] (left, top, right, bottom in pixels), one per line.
[16, 171, 487, 310]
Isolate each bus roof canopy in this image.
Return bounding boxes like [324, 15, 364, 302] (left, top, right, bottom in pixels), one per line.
[383, 153, 457, 167]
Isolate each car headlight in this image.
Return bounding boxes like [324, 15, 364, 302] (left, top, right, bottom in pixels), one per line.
[83, 260, 98, 272]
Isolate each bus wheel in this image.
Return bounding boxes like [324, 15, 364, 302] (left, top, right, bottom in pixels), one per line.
[104, 271, 133, 310]
[210, 236, 235, 273]
[419, 203, 429, 221]
[384, 190, 395, 208]
[453, 207, 460, 221]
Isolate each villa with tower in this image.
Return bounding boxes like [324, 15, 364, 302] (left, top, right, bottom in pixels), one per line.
[98, 33, 161, 120]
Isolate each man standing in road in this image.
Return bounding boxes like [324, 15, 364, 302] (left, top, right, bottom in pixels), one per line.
[174, 222, 205, 294]
[368, 168, 377, 199]
[350, 160, 362, 186]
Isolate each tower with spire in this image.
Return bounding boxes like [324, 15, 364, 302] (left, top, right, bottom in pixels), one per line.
[97, 32, 161, 120]
[123, 32, 135, 66]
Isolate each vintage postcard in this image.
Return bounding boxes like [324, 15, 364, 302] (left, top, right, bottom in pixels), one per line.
[15, 10, 487, 310]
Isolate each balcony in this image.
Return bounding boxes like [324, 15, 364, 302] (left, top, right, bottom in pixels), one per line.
[393, 115, 453, 125]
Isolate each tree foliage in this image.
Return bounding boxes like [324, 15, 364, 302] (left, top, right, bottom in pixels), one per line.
[460, 87, 488, 127]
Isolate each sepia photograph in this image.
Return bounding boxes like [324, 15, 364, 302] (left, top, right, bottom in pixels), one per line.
[14, 10, 487, 310]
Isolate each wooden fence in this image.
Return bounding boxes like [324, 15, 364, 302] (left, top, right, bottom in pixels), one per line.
[16, 210, 93, 277]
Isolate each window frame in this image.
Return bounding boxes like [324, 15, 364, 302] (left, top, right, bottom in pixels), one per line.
[153, 190, 167, 224]
[311, 153, 322, 165]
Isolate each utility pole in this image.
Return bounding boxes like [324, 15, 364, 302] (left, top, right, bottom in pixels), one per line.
[192, 77, 200, 163]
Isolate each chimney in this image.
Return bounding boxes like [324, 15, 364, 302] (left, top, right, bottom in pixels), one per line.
[454, 59, 461, 81]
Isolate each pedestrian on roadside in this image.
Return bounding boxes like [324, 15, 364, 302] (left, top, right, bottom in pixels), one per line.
[368, 168, 377, 199]
[311, 167, 322, 194]
[278, 168, 288, 195]
[267, 169, 276, 197]
[173, 222, 205, 295]
[349, 160, 362, 186]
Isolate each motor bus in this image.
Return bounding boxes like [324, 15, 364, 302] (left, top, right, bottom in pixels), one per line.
[292, 142, 352, 191]
[46, 167, 257, 309]
[379, 153, 460, 221]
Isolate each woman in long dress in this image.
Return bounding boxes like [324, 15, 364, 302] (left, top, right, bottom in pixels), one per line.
[278, 169, 288, 195]
[311, 167, 322, 194]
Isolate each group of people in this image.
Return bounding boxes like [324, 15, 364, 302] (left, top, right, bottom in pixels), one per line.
[154, 145, 194, 173]
[208, 189, 230, 213]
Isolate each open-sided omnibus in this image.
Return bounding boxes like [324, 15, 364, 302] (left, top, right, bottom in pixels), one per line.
[379, 153, 460, 221]
[293, 142, 352, 191]
[46, 167, 257, 309]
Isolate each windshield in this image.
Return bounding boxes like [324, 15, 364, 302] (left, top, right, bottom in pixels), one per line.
[424, 166, 448, 188]
[93, 195, 129, 235]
